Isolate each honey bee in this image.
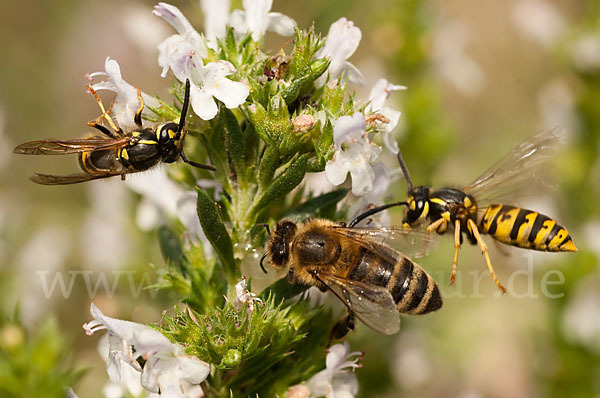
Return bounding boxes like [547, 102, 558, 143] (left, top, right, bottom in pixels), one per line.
[354, 128, 577, 293]
[261, 217, 443, 340]
[14, 79, 215, 185]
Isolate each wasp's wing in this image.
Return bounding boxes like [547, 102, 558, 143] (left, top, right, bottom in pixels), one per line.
[319, 272, 400, 335]
[14, 137, 131, 155]
[30, 171, 125, 185]
[332, 226, 436, 258]
[462, 127, 567, 204]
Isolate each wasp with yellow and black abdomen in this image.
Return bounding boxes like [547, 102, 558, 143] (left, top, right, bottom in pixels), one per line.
[14, 79, 215, 185]
[354, 128, 576, 293]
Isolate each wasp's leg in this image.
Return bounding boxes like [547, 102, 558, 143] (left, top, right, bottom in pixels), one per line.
[134, 86, 144, 128]
[467, 218, 507, 293]
[420, 217, 446, 258]
[329, 312, 355, 345]
[86, 84, 123, 136]
[180, 150, 217, 171]
[450, 219, 462, 286]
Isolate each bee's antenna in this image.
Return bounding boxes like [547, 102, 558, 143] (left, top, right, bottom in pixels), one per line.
[397, 150, 413, 194]
[259, 252, 268, 274]
[348, 202, 408, 228]
[260, 223, 271, 235]
[177, 79, 191, 137]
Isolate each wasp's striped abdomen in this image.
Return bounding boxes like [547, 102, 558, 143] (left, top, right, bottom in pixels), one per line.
[346, 248, 442, 315]
[479, 204, 576, 252]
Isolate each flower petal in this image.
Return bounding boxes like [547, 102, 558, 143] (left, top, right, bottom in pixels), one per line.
[267, 12, 296, 37]
[208, 77, 249, 109]
[200, 0, 231, 43]
[229, 9, 248, 34]
[325, 155, 350, 186]
[367, 78, 406, 112]
[190, 84, 219, 120]
[153, 2, 195, 35]
[333, 113, 366, 147]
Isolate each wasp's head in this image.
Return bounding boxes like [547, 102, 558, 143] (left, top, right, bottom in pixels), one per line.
[157, 122, 183, 163]
[266, 220, 297, 270]
[404, 185, 431, 226]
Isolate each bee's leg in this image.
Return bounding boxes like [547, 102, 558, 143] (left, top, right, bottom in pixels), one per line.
[134, 86, 144, 128]
[467, 219, 507, 293]
[86, 84, 123, 137]
[421, 218, 445, 257]
[329, 312, 355, 345]
[450, 219, 461, 285]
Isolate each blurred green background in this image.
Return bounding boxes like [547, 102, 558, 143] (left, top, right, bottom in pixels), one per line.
[1, 0, 599, 397]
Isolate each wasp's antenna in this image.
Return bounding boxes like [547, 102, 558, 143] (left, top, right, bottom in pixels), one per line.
[178, 79, 217, 171]
[177, 79, 191, 137]
[259, 253, 268, 274]
[348, 202, 408, 228]
[397, 150, 413, 194]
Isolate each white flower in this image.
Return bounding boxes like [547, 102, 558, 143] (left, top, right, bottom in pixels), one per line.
[314, 18, 365, 88]
[200, 0, 231, 47]
[365, 79, 406, 154]
[306, 342, 362, 398]
[233, 276, 263, 316]
[511, 0, 566, 48]
[89, 57, 160, 131]
[154, 2, 208, 78]
[177, 56, 249, 120]
[84, 303, 210, 397]
[348, 162, 394, 227]
[325, 113, 381, 196]
[229, 0, 296, 41]
[98, 335, 147, 398]
[154, 4, 249, 120]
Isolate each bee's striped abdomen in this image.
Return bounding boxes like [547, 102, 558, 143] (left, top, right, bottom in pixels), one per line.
[479, 204, 576, 252]
[347, 248, 442, 315]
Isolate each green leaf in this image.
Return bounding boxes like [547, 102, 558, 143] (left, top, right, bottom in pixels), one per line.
[287, 188, 349, 217]
[258, 145, 280, 189]
[221, 107, 246, 185]
[196, 189, 236, 278]
[249, 154, 308, 223]
[259, 277, 308, 301]
[157, 226, 187, 273]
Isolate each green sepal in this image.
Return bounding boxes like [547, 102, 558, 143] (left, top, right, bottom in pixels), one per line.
[196, 189, 236, 278]
[248, 102, 272, 144]
[314, 119, 334, 163]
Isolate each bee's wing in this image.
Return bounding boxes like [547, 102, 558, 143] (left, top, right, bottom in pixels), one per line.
[319, 272, 400, 335]
[30, 171, 125, 185]
[462, 127, 567, 205]
[14, 137, 131, 155]
[332, 226, 436, 258]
